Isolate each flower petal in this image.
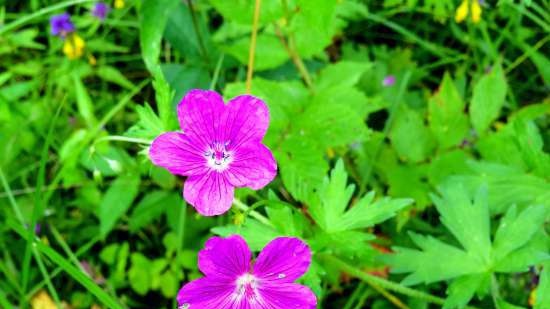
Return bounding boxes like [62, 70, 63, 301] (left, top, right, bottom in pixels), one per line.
[183, 172, 235, 216]
[198, 235, 251, 279]
[257, 283, 317, 309]
[225, 144, 277, 190]
[149, 132, 208, 176]
[222, 95, 269, 150]
[253, 237, 312, 283]
[177, 277, 236, 308]
[177, 89, 226, 146]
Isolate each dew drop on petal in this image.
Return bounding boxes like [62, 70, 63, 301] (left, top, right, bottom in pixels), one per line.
[277, 273, 286, 279]
[178, 304, 190, 309]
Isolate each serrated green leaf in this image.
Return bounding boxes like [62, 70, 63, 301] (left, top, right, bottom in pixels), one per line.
[209, 0, 284, 25]
[470, 63, 507, 134]
[275, 136, 328, 202]
[224, 34, 289, 71]
[428, 72, 469, 149]
[292, 0, 339, 58]
[315, 61, 372, 91]
[390, 105, 435, 163]
[444, 274, 487, 309]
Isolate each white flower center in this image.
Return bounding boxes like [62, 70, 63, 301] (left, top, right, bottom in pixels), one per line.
[233, 273, 260, 303]
[204, 141, 232, 172]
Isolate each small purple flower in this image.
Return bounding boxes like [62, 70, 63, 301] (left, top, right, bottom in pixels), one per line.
[91, 2, 110, 20]
[149, 90, 277, 216]
[177, 235, 317, 308]
[382, 75, 396, 87]
[50, 13, 75, 37]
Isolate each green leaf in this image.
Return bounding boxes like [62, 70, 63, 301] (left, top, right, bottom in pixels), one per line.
[139, 0, 178, 73]
[432, 184, 492, 264]
[536, 262, 550, 309]
[125, 103, 164, 141]
[129, 191, 180, 232]
[224, 34, 289, 71]
[99, 174, 140, 237]
[315, 61, 372, 91]
[164, 1, 208, 60]
[275, 136, 328, 202]
[470, 63, 507, 134]
[387, 232, 486, 285]
[444, 274, 488, 309]
[292, 0, 339, 58]
[389, 105, 435, 163]
[72, 73, 98, 128]
[95, 66, 134, 89]
[428, 72, 469, 149]
[159, 270, 179, 297]
[492, 204, 548, 261]
[209, 0, 284, 25]
[128, 253, 151, 295]
[308, 160, 411, 232]
[212, 219, 280, 251]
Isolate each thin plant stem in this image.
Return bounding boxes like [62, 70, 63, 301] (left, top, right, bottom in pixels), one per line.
[246, 0, 262, 93]
[0, 0, 96, 35]
[209, 53, 225, 90]
[185, 0, 209, 63]
[505, 35, 550, 74]
[32, 249, 62, 308]
[233, 199, 274, 227]
[273, 25, 314, 91]
[319, 254, 446, 306]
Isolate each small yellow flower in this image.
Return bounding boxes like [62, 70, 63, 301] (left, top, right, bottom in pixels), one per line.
[88, 54, 97, 66]
[455, 0, 482, 24]
[114, 0, 125, 9]
[31, 290, 56, 309]
[326, 147, 335, 159]
[63, 33, 85, 59]
[471, 0, 482, 23]
[455, 0, 469, 23]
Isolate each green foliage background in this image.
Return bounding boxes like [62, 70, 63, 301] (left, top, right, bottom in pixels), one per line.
[0, 0, 549, 308]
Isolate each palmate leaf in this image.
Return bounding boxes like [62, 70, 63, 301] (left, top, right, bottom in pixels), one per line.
[385, 182, 550, 309]
[307, 160, 412, 233]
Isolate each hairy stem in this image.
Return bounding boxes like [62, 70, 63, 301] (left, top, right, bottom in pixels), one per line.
[245, 0, 262, 93]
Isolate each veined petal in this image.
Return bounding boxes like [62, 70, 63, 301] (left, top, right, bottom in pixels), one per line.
[198, 235, 251, 279]
[257, 283, 317, 309]
[253, 237, 312, 283]
[222, 95, 269, 150]
[177, 89, 226, 146]
[149, 132, 208, 176]
[225, 144, 277, 190]
[183, 172, 235, 216]
[177, 277, 236, 309]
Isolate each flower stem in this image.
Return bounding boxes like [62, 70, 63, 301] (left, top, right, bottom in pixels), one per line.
[318, 254, 446, 306]
[233, 198, 273, 227]
[186, 0, 209, 63]
[245, 0, 262, 93]
[273, 25, 314, 91]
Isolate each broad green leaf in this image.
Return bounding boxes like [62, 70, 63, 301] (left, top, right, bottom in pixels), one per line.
[444, 274, 488, 309]
[139, 0, 178, 73]
[315, 61, 372, 91]
[72, 73, 98, 128]
[387, 232, 486, 285]
[209, 0, 284, 25]
[128, 253, 151, 295]
[389, 105, 435, 163]
[162, 64, 210, 107]
[99, 173, 140, 237]
[536, 262, 550, 309]
[385, 163, 431, 209]
[275, 136, 328, 202]
[125, 103, 164, 141]
[212, 219, 280, 251]
[95, 66, 134, 89]
[432, 184, 491, 264]
[470, 63, 507, 134]
[493, 205, 548, 261]
[160, 270, 179, 297]
[494, 230, 550, 273]
[224, 34, 289, 71]
[308, 160, 411, 232]
[164, 1, 209, 60]
[292, 0, 339, 58]
[129, 191, 180, 232]
[428, 72, 469, 149]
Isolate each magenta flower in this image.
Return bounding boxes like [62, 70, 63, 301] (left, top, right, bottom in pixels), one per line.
[177, 235, 317, 308]
[50, 13, 75, 37]
[382, 75, 396, 87]
[149, 90, 277, 216]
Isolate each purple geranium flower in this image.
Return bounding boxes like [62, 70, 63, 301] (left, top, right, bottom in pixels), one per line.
[91, 2, 110, 20]
[177, 235, 317, 308]
[50, 13, 75, 37]
[149, 90, 277, 216]
[382, 75, 396, 87]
